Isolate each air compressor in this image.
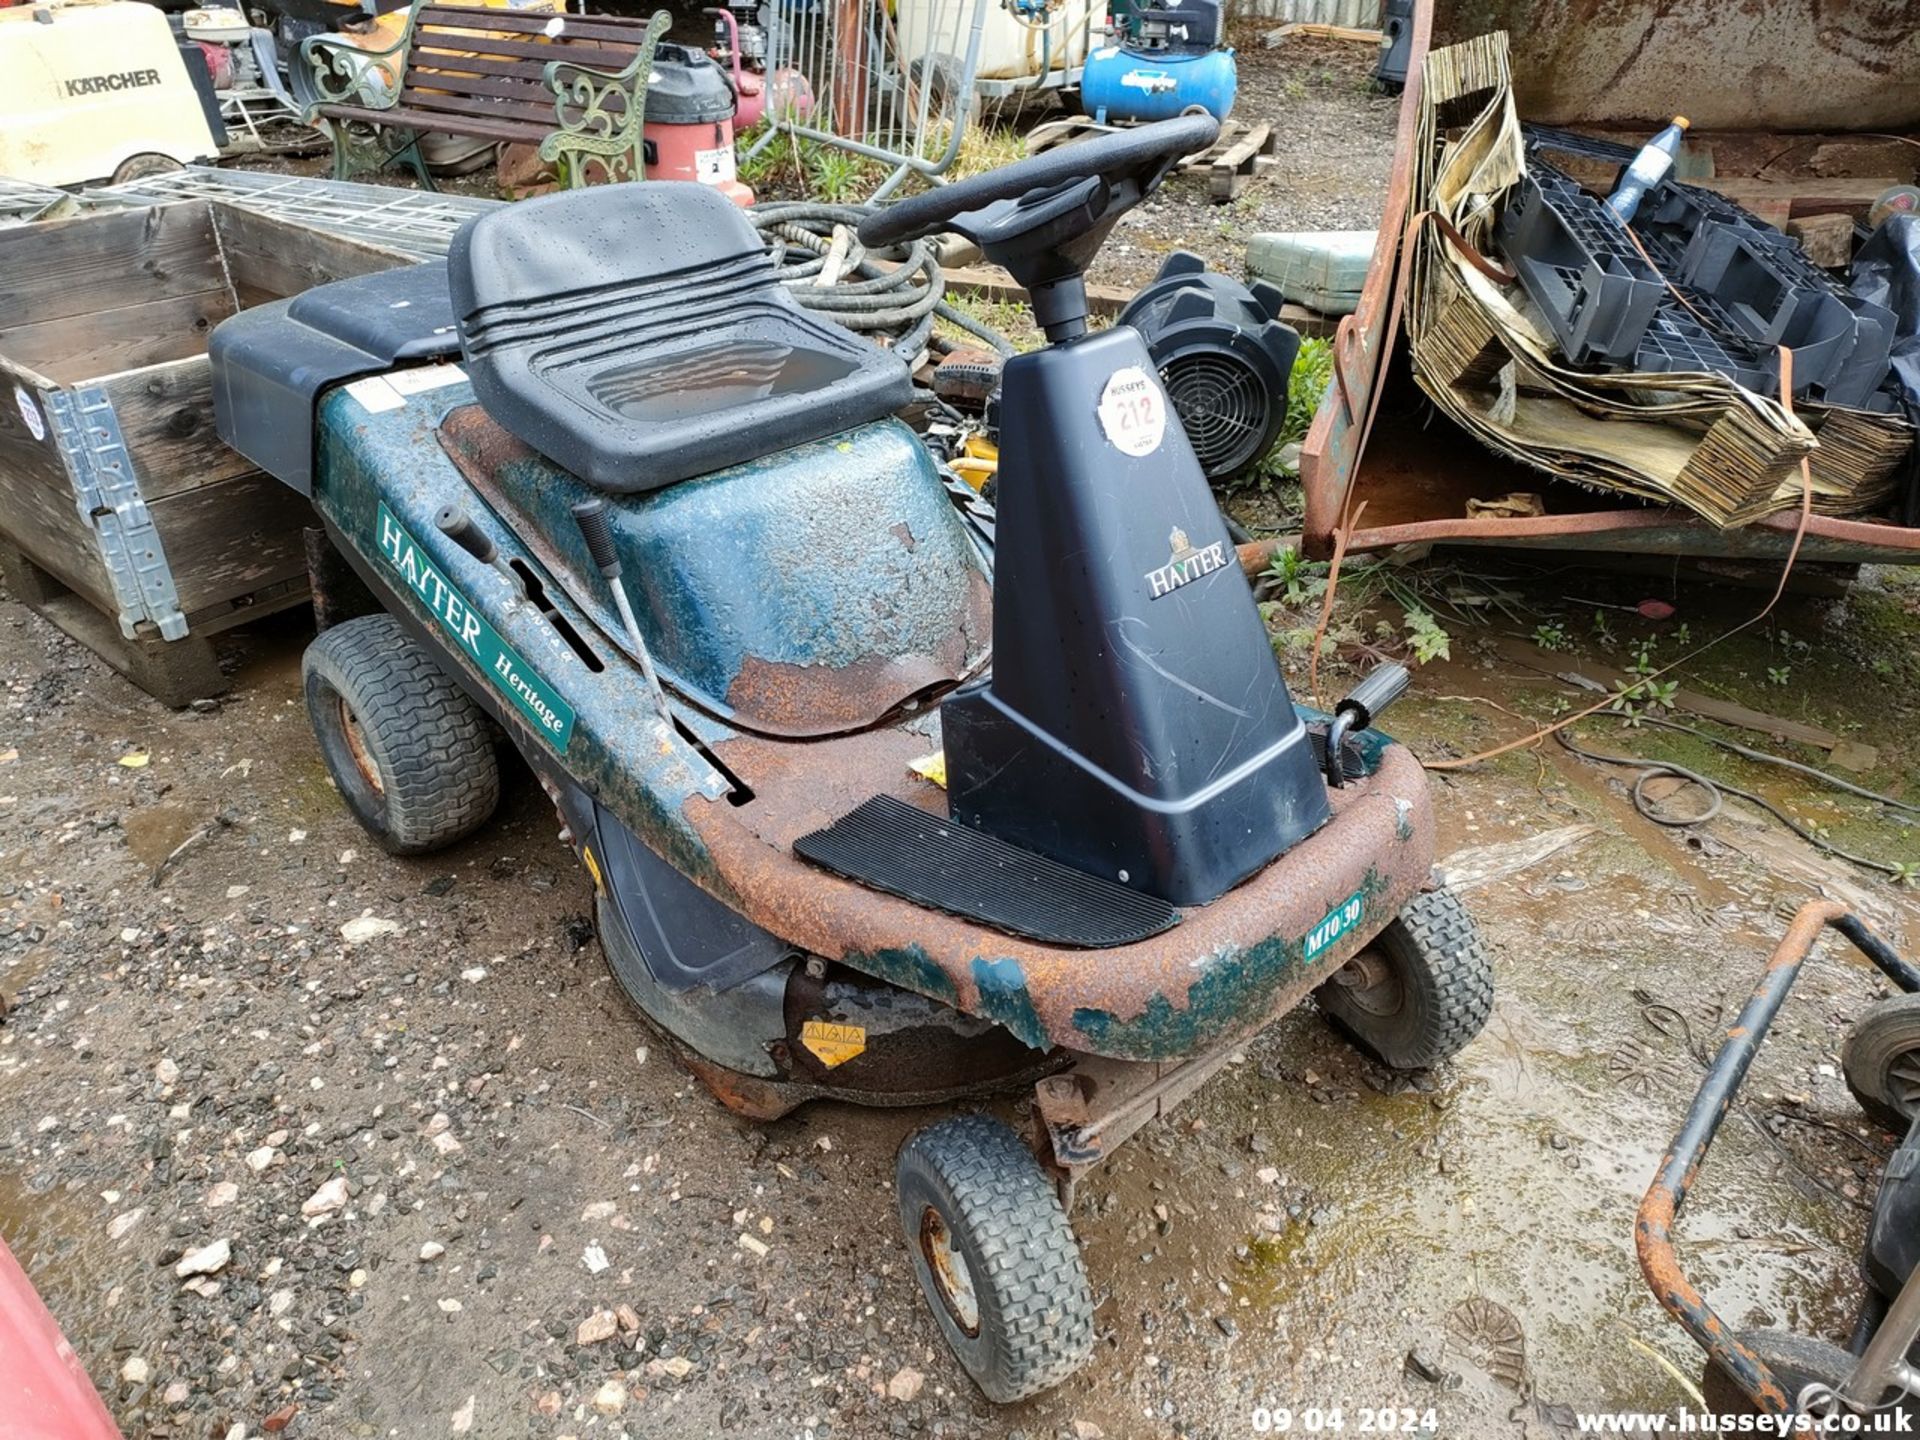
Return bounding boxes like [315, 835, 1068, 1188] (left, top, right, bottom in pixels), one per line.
[1080, 0, 1236, 126]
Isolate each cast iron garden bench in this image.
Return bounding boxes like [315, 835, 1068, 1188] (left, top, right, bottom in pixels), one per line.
[296, 0, 671, 189]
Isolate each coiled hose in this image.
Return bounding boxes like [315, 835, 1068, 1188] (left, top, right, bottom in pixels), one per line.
[748, 201, 1015, 368]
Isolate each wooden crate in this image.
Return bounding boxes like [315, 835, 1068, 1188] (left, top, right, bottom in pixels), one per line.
[0, 202, 406, 704]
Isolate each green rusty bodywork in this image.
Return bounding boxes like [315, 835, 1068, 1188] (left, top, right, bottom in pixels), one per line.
[311, 378, 1438, 1064]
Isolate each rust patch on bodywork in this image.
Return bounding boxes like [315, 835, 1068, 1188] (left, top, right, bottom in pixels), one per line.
[682, 730, 1436, 1062]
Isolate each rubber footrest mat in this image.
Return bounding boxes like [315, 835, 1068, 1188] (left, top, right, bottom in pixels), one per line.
[793, 795, 1179, 948]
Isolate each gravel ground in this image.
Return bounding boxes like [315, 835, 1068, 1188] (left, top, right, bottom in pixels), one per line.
[1092, 34, 1401, 293]
[4, 569, 1915, 1440]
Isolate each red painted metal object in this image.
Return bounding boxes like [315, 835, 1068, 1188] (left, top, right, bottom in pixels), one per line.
[0, 1236, 122, 1440]
[1298, 0, 1920, 566]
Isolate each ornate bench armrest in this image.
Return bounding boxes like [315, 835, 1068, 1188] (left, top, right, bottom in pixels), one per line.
[537, 9, 671, 176]
[293, 1, 425, 117]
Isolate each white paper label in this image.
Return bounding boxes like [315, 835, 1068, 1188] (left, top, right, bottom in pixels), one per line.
[1096, 366, 1166, 457]
[387, 363, 467, 396]
[695, 145, 737, 184]
[13, 385, 45, 443]
[345, 375, 405, 414]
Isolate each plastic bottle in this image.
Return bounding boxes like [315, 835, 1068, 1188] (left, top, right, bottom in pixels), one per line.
[1604, 116, 1690, 224]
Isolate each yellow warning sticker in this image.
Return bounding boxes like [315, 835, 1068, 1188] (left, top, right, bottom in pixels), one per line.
[908, 750, 947, 788]
[800, 1020, 866, 1068]
[581, 844, 604, 895]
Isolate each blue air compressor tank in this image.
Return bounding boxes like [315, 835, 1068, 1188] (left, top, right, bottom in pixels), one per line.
[1080, 44, 1237, 125]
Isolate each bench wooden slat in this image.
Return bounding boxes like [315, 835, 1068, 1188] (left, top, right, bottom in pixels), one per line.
[416, 6, 659, 42]
[404, 51, 551, 83]
[391, 89, 560, 126]
[314, 101, 553, 144]
[405, 44, 635, 82]
[408, 30, 640, 66]
[403, 67, 557, 104]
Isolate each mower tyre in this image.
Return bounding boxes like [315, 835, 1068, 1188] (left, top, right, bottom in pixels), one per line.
[1842, 992, 1920, 1133]
[895, 1114, 1093, 1403]
[1700, 1328, 1895, 1417]
[1316, 886, 1492, 1070]
[303, 615, 499, 855]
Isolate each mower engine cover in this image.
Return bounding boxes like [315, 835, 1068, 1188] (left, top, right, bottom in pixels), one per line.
[0, 0, 222, 185]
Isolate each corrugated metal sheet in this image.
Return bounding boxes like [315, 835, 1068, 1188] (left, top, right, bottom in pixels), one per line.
[1237, 0, 1380, 25]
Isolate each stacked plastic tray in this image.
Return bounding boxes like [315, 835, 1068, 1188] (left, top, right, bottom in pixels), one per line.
[1497, 127, 1897, 410]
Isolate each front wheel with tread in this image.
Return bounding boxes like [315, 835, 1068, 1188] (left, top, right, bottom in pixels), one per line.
[303, 615, 500, 855]
[896, 1114, 1093, 1403]
[1842, 992, 1920, 1132]
[1700, 1327, 1912, 1417]
[1316, 886, 1493, 1070]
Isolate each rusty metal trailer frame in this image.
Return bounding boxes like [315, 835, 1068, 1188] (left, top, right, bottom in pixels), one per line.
[1298, 0, 1920, 566]
[1635, 899, 1920, 1417]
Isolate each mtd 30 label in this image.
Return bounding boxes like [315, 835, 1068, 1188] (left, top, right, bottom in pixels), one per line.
[375, 503, 575, 752]
[1303, 889, 1367, 964]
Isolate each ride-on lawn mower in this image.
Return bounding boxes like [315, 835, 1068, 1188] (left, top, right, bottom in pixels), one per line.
[211, 115, 1493, 1400]
[1639, 900, 1920, 1423]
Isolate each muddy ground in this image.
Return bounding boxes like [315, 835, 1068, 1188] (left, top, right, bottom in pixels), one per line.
[6, 25, 1920, 1440]
[4, 554, 1918, 1440]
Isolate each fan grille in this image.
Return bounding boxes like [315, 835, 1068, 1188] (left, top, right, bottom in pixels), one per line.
[1160, 352, 1271, 479]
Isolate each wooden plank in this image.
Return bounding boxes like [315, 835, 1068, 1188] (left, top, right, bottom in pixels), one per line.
[1495, 636, 1840, 750]
[0, 358, 116, 617]
[93, 360, 254, 504]
[1786, 213, 1856, 269]
[211, 205, 403, 308]
[319, 102, 548, 144]
[418, 5, 654, 40]
[149, 471, 314, 619]
[411, 31, 636, 66]
[393, 87, 558, 127]
[1210, 122, 1273, 202]
[1699, 176, 1904, 219]
[925, 261, 1339, 336]
[0, 289, 232, 385]
[0, 204, 225, 332]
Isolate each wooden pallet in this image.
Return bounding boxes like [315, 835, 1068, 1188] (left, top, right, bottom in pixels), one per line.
[1177, 120, 1279, 203]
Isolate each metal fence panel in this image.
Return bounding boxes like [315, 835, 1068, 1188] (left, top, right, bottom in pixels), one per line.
[88, 166, 498, 259]
[751, 0, 992, 198]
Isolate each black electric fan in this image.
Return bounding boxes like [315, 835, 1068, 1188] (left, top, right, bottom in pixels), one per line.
[1117, 250, 1303, 484]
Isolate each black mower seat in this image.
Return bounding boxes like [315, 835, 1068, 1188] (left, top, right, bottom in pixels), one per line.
[447, 184, 912, 493]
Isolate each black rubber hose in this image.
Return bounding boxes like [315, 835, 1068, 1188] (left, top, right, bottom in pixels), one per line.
[748, 201, 1016, 361]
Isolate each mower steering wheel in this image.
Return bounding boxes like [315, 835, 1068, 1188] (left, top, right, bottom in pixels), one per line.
[856, 113, 1220, 252]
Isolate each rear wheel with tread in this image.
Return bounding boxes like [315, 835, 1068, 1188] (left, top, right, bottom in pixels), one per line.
[896, 1114, 1093, 1403]
[303, 615, 500, 855]
[1842, 992, 1920, 1133]
[1316, 886, 1493, 1070]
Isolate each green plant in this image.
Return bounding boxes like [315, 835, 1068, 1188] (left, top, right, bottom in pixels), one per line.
[1672, 622, 1692, 647]
[1767, 664, 1791, 687]
[1532, 621, 1569, 651]
[808, 144, 881, 204]
[1892, 859, 1920, 888]
[1403, 608, 1451, 664]
[1265, 547, 1328, 607]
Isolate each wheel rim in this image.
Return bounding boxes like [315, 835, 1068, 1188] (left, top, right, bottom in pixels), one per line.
[1332, 949, 1404, 1018]
[1889, 1046, 1920, 1115]
[338, 697, 385, 796]
[919, 1206, 981, 1336]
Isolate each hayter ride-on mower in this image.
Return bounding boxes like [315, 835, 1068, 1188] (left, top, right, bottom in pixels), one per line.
[211, 114, 1493, 1400]
[1639, 899, 1920, 1424]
